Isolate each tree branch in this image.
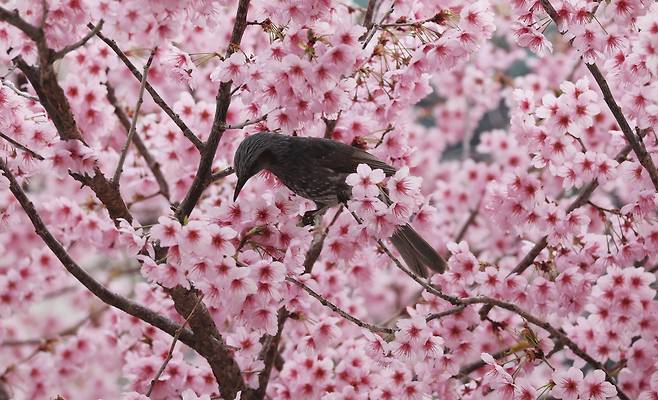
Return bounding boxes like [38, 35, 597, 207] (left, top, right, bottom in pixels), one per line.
[91, 25, 204, 152]
[13, 55, 133, 223]
[252, 308, 288, 400]
[1, 78, 40, 102]
[0, 159, 196, 348]
[0, 131, 44, 160]
[112, 49, 156, 186]
[106, 81, 170, 200]
[223, 114, 268, 130]
[52, 19, 104, 61]
[509, 130, 644, 276]
[167, 286, 246, 399]
[175, 0, 252, 221]
[1, 305, 108, 347]
[426, 305, 466, 322]
[362, 0, 377, 30]
[539, 0, 658, 192]
[0, 381, 8, 400]
[147, 294, 204, 397]
[0, 6, 41, 41]
[210, 166, 235, 182]
[286, 277, 395, 334]
[13, 56, 83, 142]
[344, 207, 628, 399]
[456, 347, 511, 378]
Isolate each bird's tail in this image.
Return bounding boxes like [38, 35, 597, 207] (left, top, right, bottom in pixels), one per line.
[389, 224, 447, 278]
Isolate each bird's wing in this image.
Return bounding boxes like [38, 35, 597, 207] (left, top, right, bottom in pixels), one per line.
[300, 137, 397, 176]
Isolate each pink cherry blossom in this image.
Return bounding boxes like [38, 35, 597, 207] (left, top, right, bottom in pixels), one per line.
[552, 367, 584, 400]
[345, 164, 386, 199]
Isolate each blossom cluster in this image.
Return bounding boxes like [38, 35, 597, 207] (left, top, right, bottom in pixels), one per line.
[0, 0, 656, 399]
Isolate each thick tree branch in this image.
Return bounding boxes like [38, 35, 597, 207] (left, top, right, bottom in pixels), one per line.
[0, 6, 41, 41]
[168, 286, 246, 399]
[91, 26, 204, 152]
[112, 49, 155, 186]
[175, 0, 251, 222]
[0, 159, 196, 348]
[13, 56, 83, 142]
[13, 55, 133, 223]
[0, 381, 8, 400]
[106, 82, 170, 200]
[539, 0, 658, 192]
[53, 19, 104, 61]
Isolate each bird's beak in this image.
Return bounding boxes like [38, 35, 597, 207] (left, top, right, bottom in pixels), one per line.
[234, 177, 246, 202]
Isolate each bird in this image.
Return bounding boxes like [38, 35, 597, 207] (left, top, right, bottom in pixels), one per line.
[233, 132, 446, 277]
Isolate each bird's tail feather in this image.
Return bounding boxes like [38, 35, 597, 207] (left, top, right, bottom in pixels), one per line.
[390, 224, 447, 278]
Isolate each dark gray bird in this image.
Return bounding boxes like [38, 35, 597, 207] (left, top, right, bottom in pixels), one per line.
[233, 132, 446, 277]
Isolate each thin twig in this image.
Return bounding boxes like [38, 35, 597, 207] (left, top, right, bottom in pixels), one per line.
[1, 78, 40, 102]
[112, 49, 155, 186]
[303, 206, 344, 273]
[91, 25, 204, 151]
[322, 115, 340, 139]
[1, 305, 109, 347]
[361, 5, 394, 49]
[146, 294, 204, 397]
[456, 347, 512, 378]
[223, 114, 268, 130]
[210, 166, 235, 182]
[426, 305, 466, 322]
[253, 308, 288, 399]
[106, 81, 170, 199]
[539, 0, 658, 192]
[286, 276, 395, 334]
[0, 131, 44, 160]
[53, 20, 104, 61]
[454, 205, 479, 243]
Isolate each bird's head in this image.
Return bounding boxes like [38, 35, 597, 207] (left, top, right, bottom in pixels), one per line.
[233, 132, 278, 201]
